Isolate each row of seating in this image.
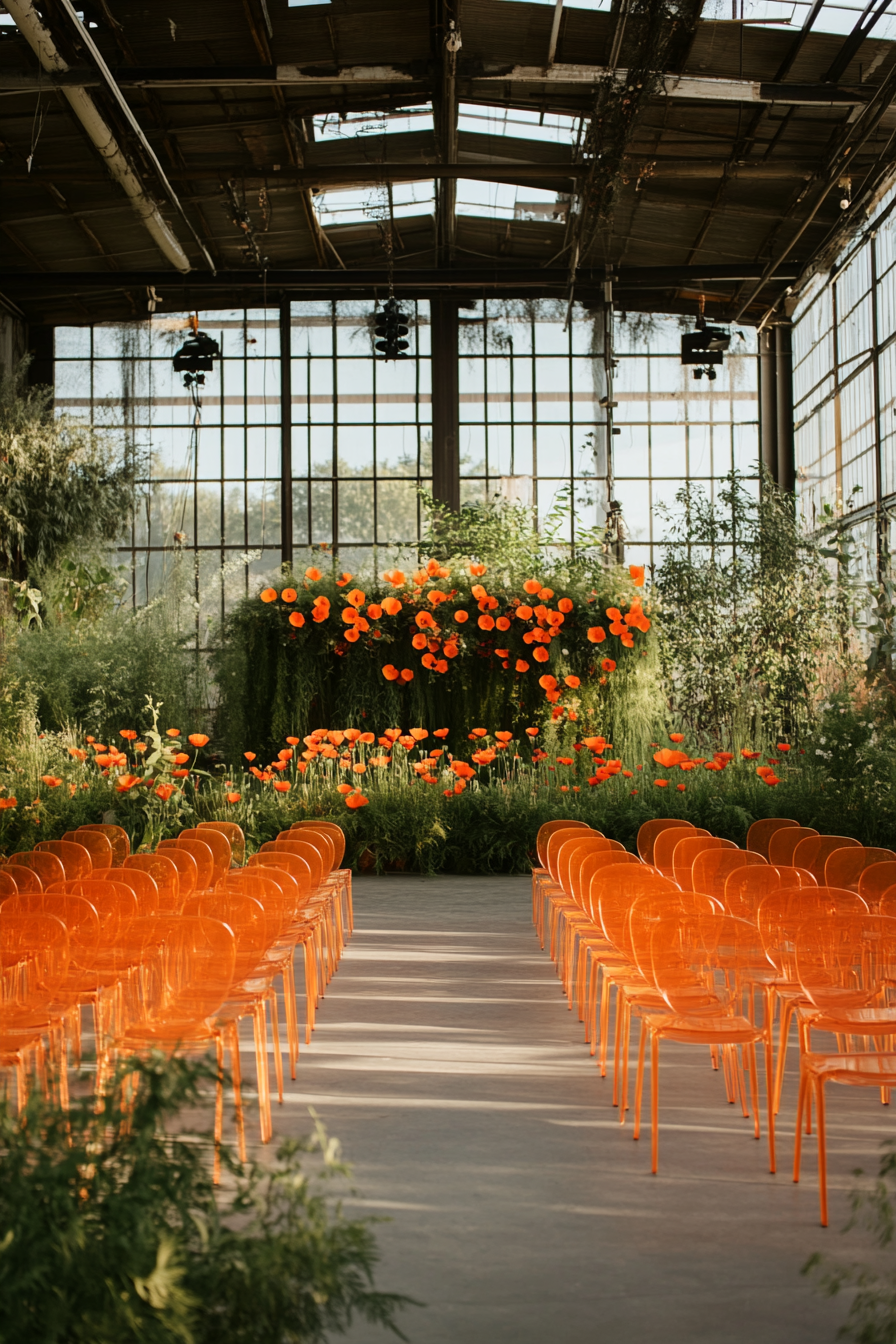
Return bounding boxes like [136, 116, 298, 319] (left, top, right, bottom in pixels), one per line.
[532, 816, 896, 1226]
[0, 818, 352, 1176]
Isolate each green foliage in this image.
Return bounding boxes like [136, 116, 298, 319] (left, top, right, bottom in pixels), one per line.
[0, 361, 137, 585]
[0, 1055, 412, 1344]
[655, 470, 859, 746]
[804, 1143, 896, 1343]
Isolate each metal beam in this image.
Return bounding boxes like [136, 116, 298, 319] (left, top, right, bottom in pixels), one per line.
[0, 65, 878, 106]
[430, 297, 460, 510]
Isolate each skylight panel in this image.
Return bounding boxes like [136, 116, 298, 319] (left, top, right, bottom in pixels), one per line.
[702, 0, 896, 39]
[458, 103, 581, 147]
[313, 107, 434, 143]
[314, 181, 435, 228]
[456, 180, 565, 223]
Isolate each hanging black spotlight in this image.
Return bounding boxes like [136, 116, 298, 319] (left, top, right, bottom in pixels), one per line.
[172, 326, 221, 389]
[373, 297, 410, 361]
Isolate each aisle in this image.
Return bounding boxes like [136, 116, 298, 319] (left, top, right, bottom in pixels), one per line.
[274, 875, 861, 1344]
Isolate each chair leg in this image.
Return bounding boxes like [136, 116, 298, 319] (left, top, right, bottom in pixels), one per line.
[252, 1004, 272, 1144]
[816, 1076, 829, 1228]
[267, 989, 284, 1105]
[633, 1020, 648, 1141]
[650, 1033, 660, 1174]
[214, 1035, 225, 1185]
[792, 1066, 808, 1185]
[746, 1043, 760, 1140]
[226, 1021, 247, 1164]
[774, 999, 795, 1114]
[765, 1036, 776, 1174]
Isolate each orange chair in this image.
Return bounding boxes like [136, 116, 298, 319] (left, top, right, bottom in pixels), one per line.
[179, 828, 230, 886]
[693, 848, 767, 902]
[550, 835, 627, 971]
[0, 864, 43, 894]
[154, 845, 199, 901]
[768, 826, 818, 867]
[63, 829, 113, 869]
[158, 837, 214, 892]
[672, 835, 737, 891]
[825, 846, 896, 893]
[653, 826, 710, 880]
[77, 823, 130, 865]
[45, 879, 139, 936]
[7, 851, 65, 887]
[554, 840, 636, 1006]
[91, 866, 159, 913]
[791, 834, 861, 884]
[108, 916, 243, 1177]
[630, 910, 776, 1175]
[247, 851, 326, 1041]
[260, 840, 338, 979]
[34, 839, 92, 880]
[637, 818, 694, 865]
[746, 818, 799, 860]
[0, 871, 19, 903]
[858, 861, 896, 910]
[0, 911, 72, 1110]
[280, 829, 346, 956]
[291, 821, 352, 935]
[198, 820, 245, 867]
[123, 854, 180, 912]
[533, 821, 593, 935]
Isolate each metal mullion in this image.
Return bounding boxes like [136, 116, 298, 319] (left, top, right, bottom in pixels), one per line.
[306, 351, 312, 551]
[872, 234, 884, 582]
[279, 298, 293, 572]
[373, 305, 379, 560]
[568, 319, 574, 555]
[331, 300, 338, 555]
[531, 309, 538, 525]
[483, 301, 490, 498]
[414, 299, 421, 553]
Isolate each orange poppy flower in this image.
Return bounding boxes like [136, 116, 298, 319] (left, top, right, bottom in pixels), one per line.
[676, 783, 686, 792]
[471, 584, 487, 601]
[188, 734, 209, 748]
[601, 658, 616, 672]
[654, 779, 669, 788]
[587, 627, 606, 643]
[539, 674, 558, 690]
[273, 780, 291, 793]
[260, 587, 277, 603]
[367, 604, 383, 619]
[776, 743, 791, 752]
[523, 579, 541, 594]
[469, 563, 487, 577]
[408, 728, 428, 741]
[380, 597, 401, 616]
[669, 733, 685, 743]
[443, 643, 459, 658]
[629, 565, 645, 587]
[564, 675, 580, 688]
[119, 729, 138, 741]
[347, 588, 366, 608]
[289, 611, 305, 628]
[477, 614, 495, 631]
[762, 773, 781, 786]
[166, 729, 181, 738]
[415, 611, 436, 629]
[134, 742, 147, 753]
[346, 793, 369, 809]
[422, 653, 437, 669]
[653, 748, 688, 768]
[432, 728, 448, 738]
[68, 747, 87, 761]
[428, 590, 448, 606]
[454, 610, 469, 623]
[281, 587, 297, 603]
[533, 647, 549, 663]
[305, 567, 322, 581]
[343, 628, 359, 643]
[173, 752, 190, 764]
[523, 727, 538, 738]
[172, 769, 189, 778]
[226, 791, 241, 803]
[411, 633, 428, 650]
[515, 605, 533, 621]
[244, 751, 257, 761]
[400, 669, 414, 682]
[0, 797, 17, 809]
[335, 572, 352, 587]
[557, 598, 573, 614]
[382, 664, 400, 681]
[40, 776, 62, 788]
[154, 783, 175, 801]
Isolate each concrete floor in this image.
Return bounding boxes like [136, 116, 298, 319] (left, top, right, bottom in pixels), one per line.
[259, 875, 895, 1344]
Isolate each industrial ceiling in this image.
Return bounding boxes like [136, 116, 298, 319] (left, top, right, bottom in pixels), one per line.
[2, 0, 896, 325]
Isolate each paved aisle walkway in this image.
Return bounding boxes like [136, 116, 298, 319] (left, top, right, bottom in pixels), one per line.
[273, 875, 879, 1344]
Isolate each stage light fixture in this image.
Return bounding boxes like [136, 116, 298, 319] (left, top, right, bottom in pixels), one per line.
[172, 328, 221, 388]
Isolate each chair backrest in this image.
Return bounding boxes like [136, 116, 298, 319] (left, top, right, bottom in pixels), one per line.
[653, 827, 710, 877]
[757, 886, 868, 977]
[723, 864, 788, 919]
[247, 851, 313, 902]
[77, 823, 130, 865]
[627, 891, 724, 987]
[0, 864, 43, 894]
[155, 917, 236, 1023]
[260, 840, 323, 888]
[559, 834, 625, 897]
[791, 834, 861, 883]
[536, 819, 592, 868]
[197, 820, 245, 867]
[62, 829, 114, 868]
[45, 878, 139, 939]
[636, 817, 694, 865]
[794, 912, 896, 1012]
[0, 870, 20, 903]
[34, 839, 92, 880]
[692, 848, 766, 901]
[767, 825, 819, 867]
[672, 835, 732, 891]
[184, 893, 267, 978]
[290, 820, 345, 867]
[156, 842, 201, 898]
[178, 828, 231, 885]
[2, 892, 100, 971]
[124, 853, 181, 912]
[221, 868, 298, 934]
[859, 862, 896, 910]
[91, 866, 159, 914]
[745, 818, 799, 860]
[279, 828, 335, 873]
[590, 864, 678, 948]
[826, 847, 896, 893]
[7, 851, 65, 886]
[0, 911, 70, 987]
[544, 826, 597, 882]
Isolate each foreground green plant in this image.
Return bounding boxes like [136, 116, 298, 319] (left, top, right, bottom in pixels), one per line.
[804, 1144, 896, 1343]
[0, 1056, 411, 1344]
